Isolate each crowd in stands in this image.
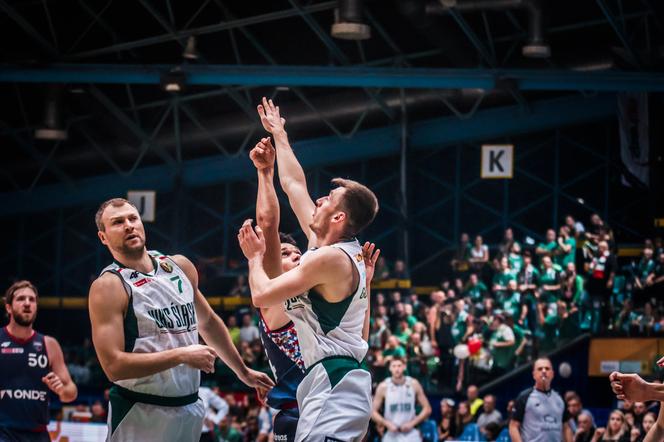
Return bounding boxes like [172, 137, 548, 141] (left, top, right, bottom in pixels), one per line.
[50, 212, 664, 439]
[422, 383, 661, 441]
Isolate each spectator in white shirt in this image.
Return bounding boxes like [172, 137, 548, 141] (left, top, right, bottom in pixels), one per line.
[199, 386, 229, 442]
[239, 313, 260, 344]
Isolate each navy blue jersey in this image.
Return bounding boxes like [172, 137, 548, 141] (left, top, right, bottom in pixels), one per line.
[258, 313, 305, 410]
[0, 327, 51, 431]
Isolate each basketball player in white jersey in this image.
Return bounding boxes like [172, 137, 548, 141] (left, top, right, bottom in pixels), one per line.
[237, 98, 379, 441]
[89, 198, 274, 442]
[371, 357, 432, 442]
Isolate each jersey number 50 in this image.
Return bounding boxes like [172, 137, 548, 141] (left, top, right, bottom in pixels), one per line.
[28, 353, 48, 369]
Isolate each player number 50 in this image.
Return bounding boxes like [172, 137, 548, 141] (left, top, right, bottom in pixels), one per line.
[28, 353, 48, 368]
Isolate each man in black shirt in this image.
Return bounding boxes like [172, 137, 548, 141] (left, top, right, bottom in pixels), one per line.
[509, 357, 573, 442]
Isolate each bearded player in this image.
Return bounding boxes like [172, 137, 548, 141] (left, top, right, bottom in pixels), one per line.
[0, 280, 77, 441]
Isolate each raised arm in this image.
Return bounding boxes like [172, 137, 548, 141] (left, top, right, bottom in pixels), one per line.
[250, 138, 282, 279]
[89, 273, 217, 382]
[173, 255, 274, 392]
[257, 97, 316, 244]
[43, 336, 78, 403]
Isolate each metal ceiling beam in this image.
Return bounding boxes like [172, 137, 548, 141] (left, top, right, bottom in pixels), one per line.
[0, 93, 616, 215]
[595, 0, 640, 67]
[68, 1, 337, 59]
[2, 64, 664, 91]
[0, 0, 59, 58]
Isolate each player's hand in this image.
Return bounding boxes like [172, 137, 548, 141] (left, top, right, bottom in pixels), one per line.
[238, 367, 275, 391]
[385, 421, 399, 433]
[362, 242, 381, 285]
[399, 421, 415, 433]
[249, 137, 276, 170]
[257, 97, 286, 134]
[238, 219, 266, 260]
[609, 372, 650, 402]
[42, 372, 64, 395]
[180, 344, 217, 373]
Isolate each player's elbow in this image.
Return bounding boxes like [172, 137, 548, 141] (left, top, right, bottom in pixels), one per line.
[252, 290, 270, 308]
[256, 212, 277, 230]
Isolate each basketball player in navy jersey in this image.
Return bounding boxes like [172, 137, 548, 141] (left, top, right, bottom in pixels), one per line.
[249, 137, 305, 441]
[248, 137, 380, 441]
[0, 280, 78, 442]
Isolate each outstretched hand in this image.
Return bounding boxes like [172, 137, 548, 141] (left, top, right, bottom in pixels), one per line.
[238, 219, 266, 260]
[257, 97, 286, 134]
[249, 137, 276, 170]
[362, 242, 381, 285]
[609, 371, 651, 402]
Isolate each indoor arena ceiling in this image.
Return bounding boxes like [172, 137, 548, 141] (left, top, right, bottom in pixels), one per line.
[0, 0, 663, 194]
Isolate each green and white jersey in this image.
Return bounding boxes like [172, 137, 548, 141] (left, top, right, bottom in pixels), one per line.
[100, 251, 199, 398]
[284, 239, 368, 368]
[383, 376, 417, 427]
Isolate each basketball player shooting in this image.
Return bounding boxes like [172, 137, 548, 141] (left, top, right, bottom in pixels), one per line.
[237, 97, 380, 441]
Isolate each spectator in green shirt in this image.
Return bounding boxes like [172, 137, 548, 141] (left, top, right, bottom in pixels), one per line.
[508, 242, 525, 274]
[493, 257, 516, 301]
[537, 301, 559, 353]
[539, 256, 562, 304]
[489, 314, 516, 375]
[561, 262, 585, 308]
[555, 225, 576, 268]
[464, 273, 488, 304]
[501, 280, 524, 320]
[536, 228, 559, 264]
[382, 335, 407, 364]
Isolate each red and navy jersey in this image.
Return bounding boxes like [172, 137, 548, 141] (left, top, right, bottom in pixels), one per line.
[0, 327, 51, 431]
[258, 313, 305, 410]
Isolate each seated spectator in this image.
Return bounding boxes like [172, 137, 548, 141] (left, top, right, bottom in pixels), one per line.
[633, 246, 655, 292]
[374, 255, 391, 280]
[632, 302, 655, 335]
[574, 411, 596, 442]
[382, 335, 407, 365]
[438, 398, 457, 441]
[470, 235, 490, 270]
[614, 299, 637, 335]
[467, 385, 484, 417]
[483, 422, 502, 441]
[493, 257, 516, 300]
[633, 402, 647, 432]
[216, 415, 242, 442]
[641, 412, 656, 439]
[239, 313, 259, 344]
[455, 401, 474, 438]
[508, 242, 524, 274]
[392, 259, 409, 279]
[562, 262, 585, 308]
[646, 251, 664, 289]
[518, 251, 540, 330]
[404, 303, 418, 328]
[592, 409, 630, 442]
[226, 314, 241, 347]
[539, 256, 562, 304]
[369, 316, 390, 349]
[556, 226, 577, 268]
[488, 314, 516, 375]
[498, 228, 516, 259]
[500, 280, 522, 320]
[566, 393, 595, 433]
[565, 214, 585, 238]
[229, 274, 249, 297]
[536, 228, 559, 260]
[90, 400, 107, 423]
[464, 273, 488, 305]
[477, 394, 503, 432]
[451, 233, 472, 274]
[537, 300, 559, 353]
